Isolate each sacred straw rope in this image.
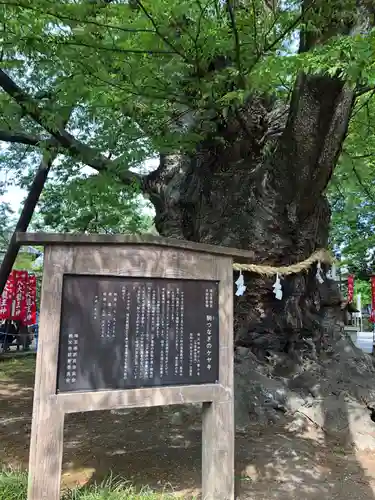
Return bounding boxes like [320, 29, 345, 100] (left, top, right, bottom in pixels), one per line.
[232, 249, 333, 277]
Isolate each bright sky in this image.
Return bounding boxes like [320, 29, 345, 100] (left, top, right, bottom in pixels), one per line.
[0, 153, 23, 213]
[0, 183, 23, 213]
[0, 152, 158, 216]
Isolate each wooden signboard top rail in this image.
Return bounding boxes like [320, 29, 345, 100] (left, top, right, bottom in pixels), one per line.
[15, 231, 255, 263]
[23, 232, 235, 500]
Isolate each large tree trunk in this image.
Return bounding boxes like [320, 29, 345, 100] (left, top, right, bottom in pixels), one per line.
[145, 73, 353, 351]
[143, 74, 375, 439]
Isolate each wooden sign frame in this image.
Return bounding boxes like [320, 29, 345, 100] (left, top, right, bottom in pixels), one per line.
[17, 234, 234, 500]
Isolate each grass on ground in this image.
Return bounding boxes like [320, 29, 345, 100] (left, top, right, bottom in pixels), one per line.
[0, 357, 195, 498]
[0, 356, 35, 382]
[0, 469, 184, 500]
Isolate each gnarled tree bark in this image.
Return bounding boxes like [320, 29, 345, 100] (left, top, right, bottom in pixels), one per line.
[144, 72, 353, 350]
[142, 73, 375, 429]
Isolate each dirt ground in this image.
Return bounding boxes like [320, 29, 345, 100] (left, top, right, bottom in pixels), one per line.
[1, 356, 375, 499]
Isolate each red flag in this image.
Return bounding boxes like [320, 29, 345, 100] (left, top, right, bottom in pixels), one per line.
[0, 271, 16, 320]
[11, 270, 28, 321]
[348, 275, 354, 303]
[25, 274, 37, 326]
[370, 277, 375, 323]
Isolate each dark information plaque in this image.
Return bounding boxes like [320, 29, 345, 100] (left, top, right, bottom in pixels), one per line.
[56, 275, 220, 393]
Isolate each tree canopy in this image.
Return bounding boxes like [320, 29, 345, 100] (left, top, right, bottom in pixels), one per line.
[31, 172, 154, 234]
[328, 103, 375, 279]
[0, 0, 375, 269]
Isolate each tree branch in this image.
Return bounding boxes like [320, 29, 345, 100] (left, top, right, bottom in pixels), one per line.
[355, 85, 375, 97]
[274, 72, 355, 216]
[343, 151, 375, 160]
[352, 88, 375, 117]
[134, 0, 192, 64]
[250, 0, 260, 57]
[243, 1, 315, 76]
[226, 0, 245, 87]
[0, 69, 140, 185]
[0, 129, 44, 147]
[343, 151, 375, 204]
[43, 39, 177, 56]
[0, 1, 156, 35]
[352, 163, 375, 204]
[330, 179, 346, 208]
[2, 35, 176, 56]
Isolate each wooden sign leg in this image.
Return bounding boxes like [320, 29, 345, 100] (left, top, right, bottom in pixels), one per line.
[27, 398, 64, 500]
[202, 400, 234, 500]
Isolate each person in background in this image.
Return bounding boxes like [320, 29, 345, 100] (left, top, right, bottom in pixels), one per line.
[0, 320, 17, 351]
[17, 320, 33, 351]
[31, 312, 39, 350]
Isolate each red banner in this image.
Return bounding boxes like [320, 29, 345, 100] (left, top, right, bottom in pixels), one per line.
[0, 271, 15, 320]
[348, 275, 354, 303]
[0, 271, 37, 324]
[25, 274, 37, 326]
[11, 270, 28, 321]
[370, 277, 375, 323]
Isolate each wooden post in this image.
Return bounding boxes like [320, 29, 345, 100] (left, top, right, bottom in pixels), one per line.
[202, 259, 234, 500]
[202, 401, 234, 499]
[27, 246, 66, 500]
[28, 399, 64, 500]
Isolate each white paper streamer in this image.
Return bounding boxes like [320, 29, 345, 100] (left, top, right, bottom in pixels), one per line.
[316, 261, 324, 284]
[273, 273, 283, 300]
[235, 271, 246, 296]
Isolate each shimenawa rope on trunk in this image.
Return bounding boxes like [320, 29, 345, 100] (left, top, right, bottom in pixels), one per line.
[232, 249, 334, 299]
[232, 248, 333, 277]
